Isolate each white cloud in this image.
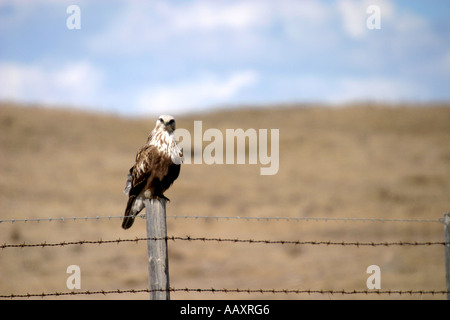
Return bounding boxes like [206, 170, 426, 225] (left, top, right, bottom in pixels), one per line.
[87, 0, 269, 54]
[136, 70, 259, 114]
[87, 0, 332, 55]
[0, 61, 104, 109]
[166, 1, 268, 32]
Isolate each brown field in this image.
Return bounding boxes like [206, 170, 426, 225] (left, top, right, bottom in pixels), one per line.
[0, 102, 449, 300]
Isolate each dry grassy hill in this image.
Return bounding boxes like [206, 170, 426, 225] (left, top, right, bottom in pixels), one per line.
[0, 102, 449, 299]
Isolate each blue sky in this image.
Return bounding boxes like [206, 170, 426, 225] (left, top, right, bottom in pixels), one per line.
[0, 0, 449, 116]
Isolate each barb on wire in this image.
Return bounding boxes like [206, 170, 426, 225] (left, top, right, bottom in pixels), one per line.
[1, 236, 447, 249]
[1, 287, 448, 299]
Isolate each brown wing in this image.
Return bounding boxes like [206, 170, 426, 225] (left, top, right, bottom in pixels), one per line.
[128, 144, 153, 197]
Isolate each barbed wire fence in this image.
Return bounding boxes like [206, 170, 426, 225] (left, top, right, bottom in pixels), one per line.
[0, 236, 448, 249]
[1, 208, 449, 300]
[0, 215, 444, 224]
[2, 288, 449, 299]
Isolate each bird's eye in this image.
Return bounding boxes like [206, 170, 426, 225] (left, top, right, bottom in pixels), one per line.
[159, 118, 164, 123]
[169, 119, 175, 124]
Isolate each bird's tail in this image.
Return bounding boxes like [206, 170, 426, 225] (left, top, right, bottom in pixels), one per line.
[122, 195, 137, 229]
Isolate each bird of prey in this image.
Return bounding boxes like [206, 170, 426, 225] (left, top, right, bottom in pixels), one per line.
[122, 115, 183, 229]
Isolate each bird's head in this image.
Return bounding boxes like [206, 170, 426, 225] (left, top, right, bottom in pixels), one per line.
[155, 115, 176, 133]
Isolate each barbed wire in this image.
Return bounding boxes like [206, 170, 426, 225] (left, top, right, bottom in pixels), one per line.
[0, 214, 444, 224]
[1, 287, 448, 299]
[170, 215, 444, 224]
[1, 236, 447, 249]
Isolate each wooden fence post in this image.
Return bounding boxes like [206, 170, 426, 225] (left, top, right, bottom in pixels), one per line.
[444, 212, 450, 300]
[145, 198, 170, 300]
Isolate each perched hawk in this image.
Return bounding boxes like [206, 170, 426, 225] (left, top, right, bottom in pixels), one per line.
[122, 115, 183, 230]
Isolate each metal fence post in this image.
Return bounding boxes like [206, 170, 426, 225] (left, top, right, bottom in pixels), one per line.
[145, 198, 170, 300]
[444, 212, 450, 300]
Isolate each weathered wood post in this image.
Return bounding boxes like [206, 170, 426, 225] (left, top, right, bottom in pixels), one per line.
[444, 212, 450, 300]
[145, 198, 170, 300]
